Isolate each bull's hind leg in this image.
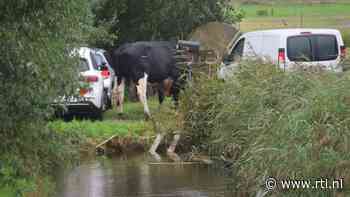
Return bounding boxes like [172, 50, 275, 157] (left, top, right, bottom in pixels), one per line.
[116, 78, 125, 113]
[136, 73, 151, 118]
[171, 79, 180, 108]
[157, 83, 165, 105]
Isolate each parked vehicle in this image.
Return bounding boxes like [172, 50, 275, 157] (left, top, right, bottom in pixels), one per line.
[92, 48, 115, 109]
[218, 28, 347, 79]
[53, 47, 105, 120]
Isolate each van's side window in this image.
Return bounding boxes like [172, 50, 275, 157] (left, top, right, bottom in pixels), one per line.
[287, 35, 338, 62]
[287, 36, 312, 61]
[228, 38, 245, 62]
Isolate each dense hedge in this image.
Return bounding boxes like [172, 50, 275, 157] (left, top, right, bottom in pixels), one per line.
[0, 1, 91, 195]
[180, 61, 350, 196]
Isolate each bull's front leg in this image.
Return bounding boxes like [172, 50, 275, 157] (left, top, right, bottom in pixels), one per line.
[136, 73, 151, 118]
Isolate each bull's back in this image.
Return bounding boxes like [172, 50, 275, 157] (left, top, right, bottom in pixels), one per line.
[147, 45, 177, 82]
[113, 41, 177, 82]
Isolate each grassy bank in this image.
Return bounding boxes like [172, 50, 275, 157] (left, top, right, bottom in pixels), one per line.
[48, 100, 160, 144]
[49, 119, 147, 140]
[179, 61, 350, 196]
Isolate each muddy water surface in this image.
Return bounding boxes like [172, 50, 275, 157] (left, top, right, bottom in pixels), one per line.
[56, 154, 230, 197]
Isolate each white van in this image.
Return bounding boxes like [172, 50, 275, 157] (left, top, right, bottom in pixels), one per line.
[218, 28, 347, 79]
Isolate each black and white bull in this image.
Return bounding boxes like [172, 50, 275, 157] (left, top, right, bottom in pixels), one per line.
[110, 41, 183, 118]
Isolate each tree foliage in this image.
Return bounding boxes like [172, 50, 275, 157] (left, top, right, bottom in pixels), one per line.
[92, 0, 242, 45]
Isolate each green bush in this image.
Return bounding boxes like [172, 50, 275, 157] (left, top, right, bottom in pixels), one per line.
[0, 0, 92, 195]
[181, 61, 350, 196]
[180, 73, 225, 151]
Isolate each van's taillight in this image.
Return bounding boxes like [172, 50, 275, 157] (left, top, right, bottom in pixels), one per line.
[85, 75, 99, 83]
[278, 48, 286, 64]
[101, 70, 110, 79]
[341, 46, 347, 59]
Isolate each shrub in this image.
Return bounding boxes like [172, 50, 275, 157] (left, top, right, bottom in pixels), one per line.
[181, 61, 350, 196]
[0, 0, 92, 195]
[180, 73, 225, 151]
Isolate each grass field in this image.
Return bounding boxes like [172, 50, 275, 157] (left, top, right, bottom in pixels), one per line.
[0, 188, 14, 197]
[48, 98, 177, 143]
[238, 2, 350, 36]
[242, 3, 350, 18]
[235, 0, 350, 5]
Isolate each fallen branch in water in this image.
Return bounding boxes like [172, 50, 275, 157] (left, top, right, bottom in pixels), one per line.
[95, 134, 119, 154]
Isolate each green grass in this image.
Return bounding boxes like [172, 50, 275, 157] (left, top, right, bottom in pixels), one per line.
[48, 98, 176, 142]
[238, 3, 350, 32]
[0, 187, 14, 197]
[241, 3, 350, 18]
[49, 119, 148, 140]
[103, 98, 158, 121]
[235, 0, 350, 5]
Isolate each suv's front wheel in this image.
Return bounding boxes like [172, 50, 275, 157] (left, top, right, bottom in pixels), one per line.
[93, 109, 103, 121]
[102, 89, 109, 111]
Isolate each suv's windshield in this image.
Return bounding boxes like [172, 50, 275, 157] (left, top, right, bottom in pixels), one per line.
[287, 35, 338, 62]
[78, 58, 89, 72]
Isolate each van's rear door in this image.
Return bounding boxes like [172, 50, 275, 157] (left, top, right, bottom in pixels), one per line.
[286, 34, 341, 71]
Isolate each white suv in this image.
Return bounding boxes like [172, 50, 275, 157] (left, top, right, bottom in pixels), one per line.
[92, 49, 115, 109]
[54, 47, 105, 120]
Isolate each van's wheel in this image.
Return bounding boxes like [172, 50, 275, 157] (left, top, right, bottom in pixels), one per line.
[63, 113, 73, 122]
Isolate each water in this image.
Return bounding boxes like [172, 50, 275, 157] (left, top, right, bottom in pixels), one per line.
[56, 154, 230, 197]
